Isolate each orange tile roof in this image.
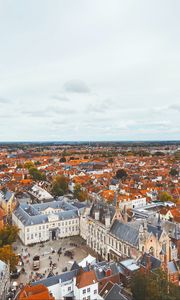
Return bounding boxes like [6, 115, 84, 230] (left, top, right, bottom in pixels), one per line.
[76, 269, 97, 289]
[18, 284, 55, 300]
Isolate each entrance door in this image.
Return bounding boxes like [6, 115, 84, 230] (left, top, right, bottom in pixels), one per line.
[52, 229, 57, 240]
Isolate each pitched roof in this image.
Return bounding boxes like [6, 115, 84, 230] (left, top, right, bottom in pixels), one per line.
[76, 269, 98, 289]
[110, 219, 139, 247]
[17, 284, 54, 300]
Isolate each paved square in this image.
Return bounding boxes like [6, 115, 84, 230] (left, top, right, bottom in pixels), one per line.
[12, 236, 96, 285]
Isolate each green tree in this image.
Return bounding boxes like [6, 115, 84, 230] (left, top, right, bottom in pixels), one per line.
[131, 269, 180, 300]
[60, 157, 66, 163]
[51, 175, 68, 196]
[169, 168, 178, 176]
[29, 167, 46, 181]
[116, 169, 128, 180]
[160, 191, 173, 202]
[0, 164, 8, 171]
[153, 151, 165, 156]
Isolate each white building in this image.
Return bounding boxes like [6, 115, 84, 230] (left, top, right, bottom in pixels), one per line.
[0, 260, 10, 300]
[28, 184, 53, 202]
[119, 196, 147, 210]
[12, 197, 86, 245]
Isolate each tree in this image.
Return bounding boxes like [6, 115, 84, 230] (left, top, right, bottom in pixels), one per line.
[160, 191, 173, 202]
[60, 157, 66, 163]
[24, 161, 35, 169]
[131, 271, 147, 300]
[153, 151, 165, 156]
[73, 184, 88, 202]
[0, 245, 19, 271]
[131, 269, 180, 300]
[51, 175, 68, 196]
[29, 167, 46, 181]
[116, 169, 128, 180]
[0, 164, 8, 171]
[0, 224, 19, 247]
[169, 168, 178, 176]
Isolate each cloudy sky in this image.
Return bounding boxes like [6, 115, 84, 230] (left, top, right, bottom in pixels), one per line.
[0, 0, 180, 141]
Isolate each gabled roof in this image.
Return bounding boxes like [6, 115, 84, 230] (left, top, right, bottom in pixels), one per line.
[110, 219, 139, 247]
[76, 269, 98, 289]
[104, 283, 128, 300]
[139, 253, 161, 270]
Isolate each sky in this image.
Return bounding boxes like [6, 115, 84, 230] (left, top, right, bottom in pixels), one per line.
[0, 0, 180, 141]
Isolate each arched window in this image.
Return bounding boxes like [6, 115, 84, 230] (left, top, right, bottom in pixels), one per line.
[149, 246, 154, 256]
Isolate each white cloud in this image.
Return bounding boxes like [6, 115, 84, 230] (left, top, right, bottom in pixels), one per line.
[0, 0, 179, 140]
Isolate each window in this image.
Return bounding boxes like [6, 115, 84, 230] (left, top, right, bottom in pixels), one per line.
[39, 226, 41, 230]
[87, 296, 90, 300]
[68, 286, 71, 291]
[87, 287, 90, 292]
[27, 228, 29, 232]
[94, 290, 97, 294]
[83, 289, 86, 294]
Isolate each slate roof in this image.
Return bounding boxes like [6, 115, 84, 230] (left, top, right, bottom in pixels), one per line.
[147, 224, 162, 239]
[139, 253, 161, 270]
[90, 201, 115, 225]
[147, 217, 180, 239]
[104, 284, 128, 300]
[168, 261, 178, 273]
[110, 220, 139, 247]
[13, 199, 82, 226]
[32, 270, 78, 287]
[0, 190, 13, 202]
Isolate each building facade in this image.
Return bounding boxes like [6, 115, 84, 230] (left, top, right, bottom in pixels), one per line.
[0, 260, 10, 300]
[12, 197, 86, 245]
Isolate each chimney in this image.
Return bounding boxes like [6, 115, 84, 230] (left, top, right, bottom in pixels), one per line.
[105, 268, 112, 277]
[146, 255, 151, 273]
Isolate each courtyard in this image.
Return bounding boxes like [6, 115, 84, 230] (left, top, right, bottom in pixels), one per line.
[12, 236, 96, 285]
